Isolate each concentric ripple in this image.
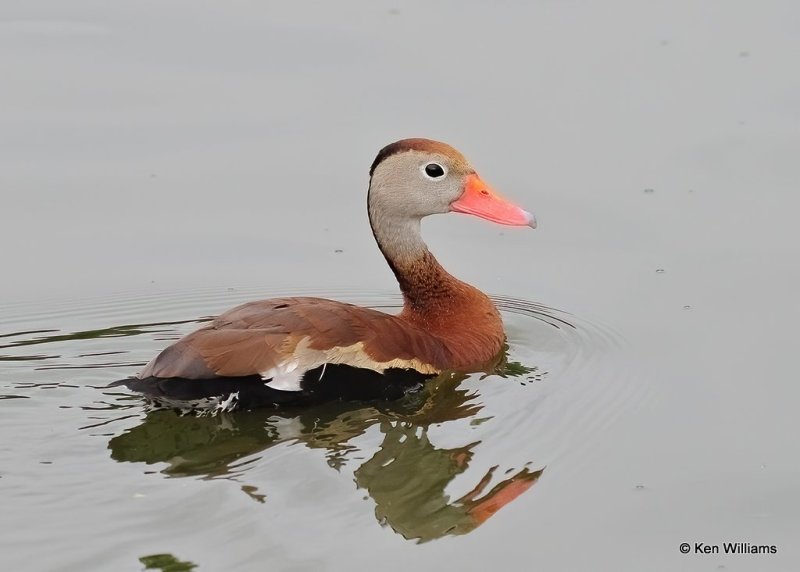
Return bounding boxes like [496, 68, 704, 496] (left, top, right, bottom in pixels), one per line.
[0, 286, 645, 554]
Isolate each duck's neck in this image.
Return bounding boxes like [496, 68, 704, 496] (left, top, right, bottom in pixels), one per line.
[368, 208, 501, 336]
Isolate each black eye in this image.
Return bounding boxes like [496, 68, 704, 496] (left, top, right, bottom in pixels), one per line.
[424, 163, 446, 179]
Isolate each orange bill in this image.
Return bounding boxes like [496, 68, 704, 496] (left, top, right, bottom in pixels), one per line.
[450, 174, 536, 228]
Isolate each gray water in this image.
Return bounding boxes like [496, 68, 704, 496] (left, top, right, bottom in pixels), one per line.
[2, 1, 800, 571]
[1, 289, 636, 570]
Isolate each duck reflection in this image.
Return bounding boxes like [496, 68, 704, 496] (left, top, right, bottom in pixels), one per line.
[108, 372, 542, 542]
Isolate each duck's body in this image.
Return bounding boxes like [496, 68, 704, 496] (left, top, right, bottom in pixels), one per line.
[124, 138, 535, 410]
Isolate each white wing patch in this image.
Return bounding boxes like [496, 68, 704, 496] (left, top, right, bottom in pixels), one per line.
[258, 336, 439, 392]
[260, 359, 304, 391]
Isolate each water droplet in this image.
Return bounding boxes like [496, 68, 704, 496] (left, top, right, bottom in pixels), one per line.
[643, 188, 654, 194]
[334, 249, 343, 253]
[656, 268, 665, 274]
[683, 305, 692, 310]
[635, 484, 645, 490]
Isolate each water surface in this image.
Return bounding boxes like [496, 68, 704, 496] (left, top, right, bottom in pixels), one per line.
[2, 1, 799, 570]
[0, 288, 633, 569]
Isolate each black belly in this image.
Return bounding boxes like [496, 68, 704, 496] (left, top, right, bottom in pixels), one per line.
[111, 364, 435, 411]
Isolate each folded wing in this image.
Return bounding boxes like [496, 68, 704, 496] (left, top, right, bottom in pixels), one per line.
[139, 297, 451, 389]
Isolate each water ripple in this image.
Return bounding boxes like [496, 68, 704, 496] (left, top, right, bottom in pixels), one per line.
[0, 287, 644, 544]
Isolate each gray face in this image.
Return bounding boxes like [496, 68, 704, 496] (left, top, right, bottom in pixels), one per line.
[368, 150, 474, 221]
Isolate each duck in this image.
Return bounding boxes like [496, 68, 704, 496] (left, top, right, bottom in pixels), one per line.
[121, 138, 536, 411]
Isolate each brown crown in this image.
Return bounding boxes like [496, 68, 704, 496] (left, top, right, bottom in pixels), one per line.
[369, 138, 467, 176]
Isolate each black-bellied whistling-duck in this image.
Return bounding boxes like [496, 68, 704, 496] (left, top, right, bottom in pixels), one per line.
[122, 138, 535, 410]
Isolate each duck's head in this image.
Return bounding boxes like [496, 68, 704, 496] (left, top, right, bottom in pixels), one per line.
[368, 138, 536, 228]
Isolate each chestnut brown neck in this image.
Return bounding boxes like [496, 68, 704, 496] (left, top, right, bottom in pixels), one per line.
[366, 204, 458, 308]
[367, 204, 505, 366]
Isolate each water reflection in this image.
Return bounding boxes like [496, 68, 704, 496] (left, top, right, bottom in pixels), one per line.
[355, 422, 541, 540]
[139, 553, 197, 572]
[108, 372, 543, 543]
